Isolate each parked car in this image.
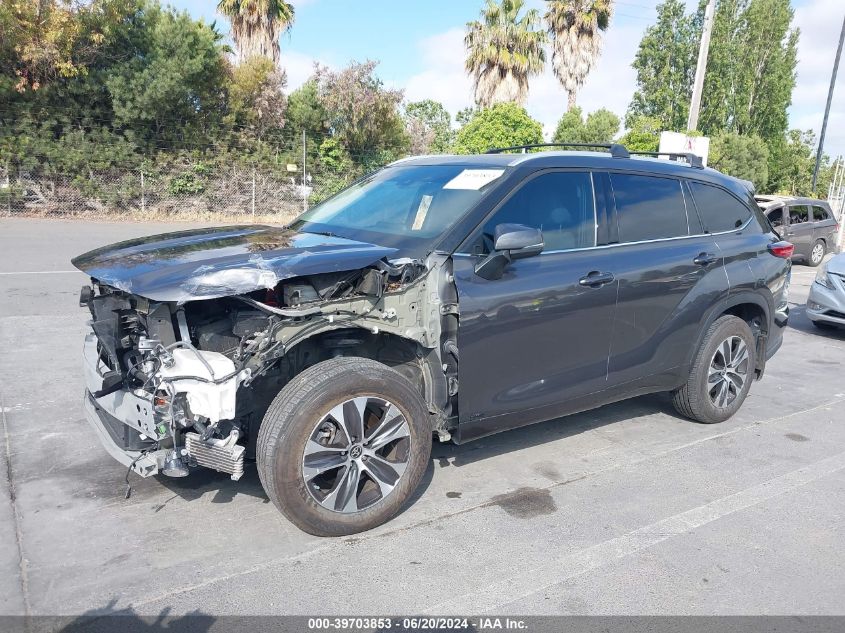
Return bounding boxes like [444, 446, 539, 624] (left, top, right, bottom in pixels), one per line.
[73, 144, 792, 536]
[755, 195, 839, 266]
[807, 253, 845, 329]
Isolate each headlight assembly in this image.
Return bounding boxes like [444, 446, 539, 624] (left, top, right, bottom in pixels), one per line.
[815, 263, 833, 289]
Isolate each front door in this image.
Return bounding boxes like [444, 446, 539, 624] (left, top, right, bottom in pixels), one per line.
[451, 170, 618, 440]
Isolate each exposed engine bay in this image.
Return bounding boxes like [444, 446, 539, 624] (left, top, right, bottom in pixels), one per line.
[79, 254, 458, 487]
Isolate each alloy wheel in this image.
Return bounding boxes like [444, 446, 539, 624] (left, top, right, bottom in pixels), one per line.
[811, 243, 825, 265]
[708, 336, 749, 409]
[302, 397, 411, 513]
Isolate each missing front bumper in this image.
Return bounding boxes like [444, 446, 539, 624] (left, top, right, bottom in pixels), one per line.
[83, 391, 164, 478]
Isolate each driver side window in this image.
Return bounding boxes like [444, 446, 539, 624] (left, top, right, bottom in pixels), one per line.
[467, 171, 596, 255]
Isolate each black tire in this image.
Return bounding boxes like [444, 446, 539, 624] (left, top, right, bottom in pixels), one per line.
[257, 357, 432, 536]
[673, 315, 756, 424]
[808, 239, 826, 267]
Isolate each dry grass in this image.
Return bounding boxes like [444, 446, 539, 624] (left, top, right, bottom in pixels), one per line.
[2, 208, 300, 225]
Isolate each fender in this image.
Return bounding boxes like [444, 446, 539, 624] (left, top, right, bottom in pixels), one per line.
[684, 290, 774, 378]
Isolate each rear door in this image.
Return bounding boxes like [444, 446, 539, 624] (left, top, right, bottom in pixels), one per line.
[451, 170, 618, 436]
[784, 204, 813, 259]
[812, 204, 837, 245]
[598, 173, 723, 387]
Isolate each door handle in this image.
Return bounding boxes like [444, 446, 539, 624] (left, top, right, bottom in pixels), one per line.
[579, 271, 615, 287]
[693, 252, 718, 266]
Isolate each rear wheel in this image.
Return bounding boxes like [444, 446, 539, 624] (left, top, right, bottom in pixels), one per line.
[673, 315, 756, 424]
[809, 240, 826, 267]
[257, 357, 431, 536]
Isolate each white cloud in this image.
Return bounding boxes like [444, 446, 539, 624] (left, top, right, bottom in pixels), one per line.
[525, 21, 645, 138]
[401, 20, 645, 137]
[789, 0, 845, 156]
[279, 0, 844, 156]
[282, 50, 321, 90]
[403, 29, 474, 119]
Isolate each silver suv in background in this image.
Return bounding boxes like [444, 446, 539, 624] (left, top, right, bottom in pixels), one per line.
[756, 195, 839, 267]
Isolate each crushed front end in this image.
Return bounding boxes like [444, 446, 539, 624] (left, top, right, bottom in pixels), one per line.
[80, 287, 251, 480]
[77, 249, 453, 486]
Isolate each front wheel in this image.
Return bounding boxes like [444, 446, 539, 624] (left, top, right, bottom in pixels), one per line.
[257, 357, 432, 536]
[673, 315, 756, 424]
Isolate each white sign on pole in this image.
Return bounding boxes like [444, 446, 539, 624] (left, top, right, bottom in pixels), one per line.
[658, 131, 710, 166]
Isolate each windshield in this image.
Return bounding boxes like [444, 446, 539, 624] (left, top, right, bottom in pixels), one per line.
[290, 164, 506, 255]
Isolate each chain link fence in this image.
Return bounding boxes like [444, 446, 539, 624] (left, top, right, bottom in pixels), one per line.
[0, 163, 338, 223]
[0, 131, 369, 222]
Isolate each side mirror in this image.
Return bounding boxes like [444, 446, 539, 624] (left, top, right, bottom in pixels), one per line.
[475, 223, 544, 280]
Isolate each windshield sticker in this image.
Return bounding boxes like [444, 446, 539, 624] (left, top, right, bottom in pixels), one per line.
[443, 169, 505, 190]
[411, 195, 433, 231]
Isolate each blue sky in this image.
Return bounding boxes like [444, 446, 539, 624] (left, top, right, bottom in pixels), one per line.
[173, 0, 844, 163]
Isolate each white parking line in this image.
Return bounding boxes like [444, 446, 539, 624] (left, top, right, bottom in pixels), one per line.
[429, 450, 845, 614]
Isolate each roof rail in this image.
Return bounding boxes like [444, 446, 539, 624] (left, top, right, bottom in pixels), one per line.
[627, 151, 704, 169]
[485, 142, 630, 159]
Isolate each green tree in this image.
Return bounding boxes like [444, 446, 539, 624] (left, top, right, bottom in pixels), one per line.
[315, 60, 409, 169]
[456, 107, 479, 127]
[552, 106, 620, 143]
[767, 129, 824, 196]
[404, 100, 453, 154]
[106, 7, 229, 148]
[217, 0, 294, 65]
[709, 132, 769, 190]
[584, 108, 620, 143]
[545, 0, 613, 110]
[465, 0, 546, 107]
[285, 78, 328, 167]
[699, 0, 798, 145]
[453, 102, 543, 154]
[226, 55, 287, 142]
[626, 0, 697, 132]
[618, 115, 661, 152]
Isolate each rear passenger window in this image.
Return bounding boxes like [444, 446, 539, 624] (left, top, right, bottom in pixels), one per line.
[610, 174, 688, 243]
[789, 205, 810, 224]
[689, 182, 752, 233]
[812, 206, 830, 222]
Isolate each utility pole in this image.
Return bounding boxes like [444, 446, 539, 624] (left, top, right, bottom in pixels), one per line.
[687, 0, 716, 132]
[302, 130, 307, 213]
[812, 14, 845, 193]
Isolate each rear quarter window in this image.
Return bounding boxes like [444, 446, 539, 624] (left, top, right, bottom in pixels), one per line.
[812, 205, 831, 222]
[610, 174, 689, 243]
[688, 181, 752, 233]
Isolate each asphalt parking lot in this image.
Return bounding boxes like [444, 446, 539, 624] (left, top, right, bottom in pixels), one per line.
[1, 217, 844, 618]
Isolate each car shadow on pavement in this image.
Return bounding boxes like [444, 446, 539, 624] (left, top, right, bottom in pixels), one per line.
[787, 302, 845, 340]
[150, 395, 679, 512]
[26, 600, 218, 633]
[431, 392, 680, 470]
[154, 462, 269, 505]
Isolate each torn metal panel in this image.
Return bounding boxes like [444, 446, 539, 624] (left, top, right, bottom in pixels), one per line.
[71, 225, 397, 302]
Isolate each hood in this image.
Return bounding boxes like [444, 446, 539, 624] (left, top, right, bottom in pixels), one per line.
[826, 253, 845, 277]
[71, 225, 397, 302]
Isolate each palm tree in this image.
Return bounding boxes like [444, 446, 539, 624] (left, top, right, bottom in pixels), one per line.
[217, 0, 295, 66]
[465, 0, 546, 108]
[545, 0, 613, 110]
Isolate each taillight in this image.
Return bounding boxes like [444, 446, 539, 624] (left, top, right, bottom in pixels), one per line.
[768, 241, 794, 258]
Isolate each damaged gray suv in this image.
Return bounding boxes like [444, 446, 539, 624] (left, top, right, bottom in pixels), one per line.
[73, 144, 792, 536]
